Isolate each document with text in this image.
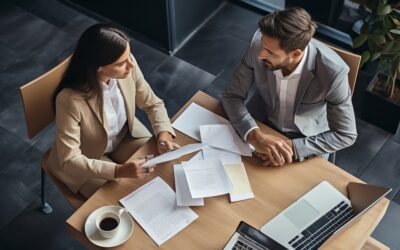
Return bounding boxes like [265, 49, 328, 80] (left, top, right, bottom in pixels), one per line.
[172, 102, 229, 141]
[119, 177, 198, 246]
[182, 159, 233, 199]
[174, 164, 204, 206]
[200, 124, 252, 156]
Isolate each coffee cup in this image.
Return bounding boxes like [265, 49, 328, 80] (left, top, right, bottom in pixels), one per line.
[95, 211, 121, 239]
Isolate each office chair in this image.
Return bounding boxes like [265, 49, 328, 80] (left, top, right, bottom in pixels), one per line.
[19, 56, 85, 214]
[323, 42, 361, 164]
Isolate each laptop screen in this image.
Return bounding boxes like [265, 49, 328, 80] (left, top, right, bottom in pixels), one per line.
[237, 221, 288, 250]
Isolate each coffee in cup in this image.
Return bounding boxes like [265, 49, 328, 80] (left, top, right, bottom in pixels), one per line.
[96, 211, 121, 238]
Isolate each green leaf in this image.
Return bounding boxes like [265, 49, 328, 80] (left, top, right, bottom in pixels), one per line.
[371, 15, 384, 24]
[368, 39, 380, 52]
[383, 41, 394, 52]
[371, 52, 381, 61]
[369, 34, 386, 44]
[391, 17, 400, 27]
[360, 51, 371, 67]
[387, 43, 400, 53]
[352, 34, 368, 48]
[390, 29, 400, 34]
[383, 16, 392, 31]
[393, 8, 400, 15]
[377, 4, 392, 15]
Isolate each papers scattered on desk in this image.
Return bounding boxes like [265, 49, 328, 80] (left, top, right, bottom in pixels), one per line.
[142, 143, 208, 167]
[188, 151, 204, 162]
[172, 102, 229, 141]
[200, 124, 252, 157]
[224, 163, 254, 202]
[174, 164, 204, 206]
[119, 177, 198, 246]
[202, 147, 241, 165]
[182, 159, 233, 199]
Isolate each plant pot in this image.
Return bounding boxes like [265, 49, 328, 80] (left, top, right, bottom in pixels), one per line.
[361, 73, 400, 133]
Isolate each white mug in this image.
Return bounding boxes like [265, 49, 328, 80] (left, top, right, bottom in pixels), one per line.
[95, 211, 121, 239]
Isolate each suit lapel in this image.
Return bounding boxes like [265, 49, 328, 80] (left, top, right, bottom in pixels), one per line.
[86, 96, 108, 133]
[294, 41, 317, 113]
[266, 71, 277, 109]
[117, 75, 135, 132]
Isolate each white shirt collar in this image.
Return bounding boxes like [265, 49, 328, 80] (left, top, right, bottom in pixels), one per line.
[274, 45, 309, 78]
[102, 78, 117, 91]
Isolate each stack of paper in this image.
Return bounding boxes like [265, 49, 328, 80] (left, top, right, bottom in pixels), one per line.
[174, 164, 204, 206]
[224, 163, 254, 202]
[171, 103, 254, 204]
[120, 177, 198, 246]
[182, 158, 233, 198]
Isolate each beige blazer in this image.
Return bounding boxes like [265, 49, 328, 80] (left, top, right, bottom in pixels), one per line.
[47, 56, 175, 194]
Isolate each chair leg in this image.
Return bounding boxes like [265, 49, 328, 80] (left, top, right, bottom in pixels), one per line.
[41, 168, 53, 214]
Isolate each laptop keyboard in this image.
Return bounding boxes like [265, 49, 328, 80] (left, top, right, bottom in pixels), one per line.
[288, 201, 355, 250]
[233, 240, 255, 250]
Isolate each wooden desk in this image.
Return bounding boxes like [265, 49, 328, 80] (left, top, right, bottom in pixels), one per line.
[66, 91, 389, 249]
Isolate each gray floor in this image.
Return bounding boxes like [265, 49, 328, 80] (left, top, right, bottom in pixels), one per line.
[0, 0, 399, 249]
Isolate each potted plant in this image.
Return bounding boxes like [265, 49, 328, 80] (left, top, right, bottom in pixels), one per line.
[352, 0, 400, 133]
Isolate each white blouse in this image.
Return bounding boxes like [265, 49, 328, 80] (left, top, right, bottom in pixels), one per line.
[102, 79, 128, 153]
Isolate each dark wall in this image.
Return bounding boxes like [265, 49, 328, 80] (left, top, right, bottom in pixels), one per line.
[173, 0, 223, 49]
[69, 0, 224, 53]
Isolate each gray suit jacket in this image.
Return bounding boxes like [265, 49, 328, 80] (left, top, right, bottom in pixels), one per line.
[222, 30, 357, 161]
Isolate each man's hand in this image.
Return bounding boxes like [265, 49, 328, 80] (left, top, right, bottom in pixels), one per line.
[247, 129, 293, 166]
[157, 131, 180, 155]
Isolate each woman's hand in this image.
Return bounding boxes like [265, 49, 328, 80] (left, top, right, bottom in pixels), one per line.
[157, 131, 180, 154]
[114, 158, 155, 178]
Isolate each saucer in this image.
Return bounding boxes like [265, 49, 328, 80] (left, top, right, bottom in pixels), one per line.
[85, 205, 133, 248]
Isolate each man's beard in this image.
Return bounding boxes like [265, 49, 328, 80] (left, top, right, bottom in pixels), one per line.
[263, 59, 289, 71]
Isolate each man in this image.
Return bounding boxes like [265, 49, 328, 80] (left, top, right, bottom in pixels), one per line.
[222, 7, 357, 166]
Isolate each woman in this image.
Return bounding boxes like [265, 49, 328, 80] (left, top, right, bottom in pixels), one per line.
[47, 24, 179, 198]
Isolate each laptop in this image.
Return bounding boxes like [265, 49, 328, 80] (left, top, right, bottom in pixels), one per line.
[260, 181, 391, 250]
[223, 221, 287, 250]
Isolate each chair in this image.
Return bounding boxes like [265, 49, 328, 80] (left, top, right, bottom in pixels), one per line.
[325, 43, 361, 95]
[324, 43, 361, 164]
[19, 56, 85, 214]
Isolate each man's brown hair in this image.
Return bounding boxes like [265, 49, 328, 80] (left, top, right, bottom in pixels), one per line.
[258, 7, 317, 53]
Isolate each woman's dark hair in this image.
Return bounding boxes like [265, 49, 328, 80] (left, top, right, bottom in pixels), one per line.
[258, 7, 317, 53]
[52, 23, 130, 115]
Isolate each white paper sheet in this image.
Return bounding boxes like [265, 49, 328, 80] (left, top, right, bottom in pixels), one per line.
[143, 143, 208, 167]
[202, 147, 241, 165]
[174, 164, 204, 206]
[182, 159, 233, 199]
[119, 177, 198, 246]
[200, 124, 252, 156]
[172, 102, 229, 141]
[188, 151, 204, 162]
